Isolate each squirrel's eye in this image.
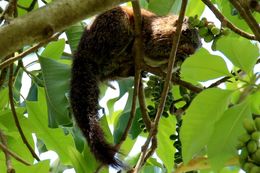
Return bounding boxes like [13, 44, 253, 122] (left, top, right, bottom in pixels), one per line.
[182, 30, 190, 36]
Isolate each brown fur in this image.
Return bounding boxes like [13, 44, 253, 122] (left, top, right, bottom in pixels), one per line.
[70, 6, 201, 168]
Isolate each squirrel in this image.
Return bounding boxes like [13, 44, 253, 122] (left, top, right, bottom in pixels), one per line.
[70, 6, 201, 168]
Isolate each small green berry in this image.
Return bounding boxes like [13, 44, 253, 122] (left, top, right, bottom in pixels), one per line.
[198, 27, 209, 37]
[238, 133, 251, 143]
[204, 33, 214, 43]
[221, 28, 230, 36]
[243, 162, 254, 172]
[251, 131, 260, 141]
[250, 165, 260, 173]
[207, 23, 215, 30]
[255, 117, 260, 131]
[193, 18, 201, 27]
[211, 27, 221, 35]
[243, 119, 256, 134]
[247, 140, 258, 153]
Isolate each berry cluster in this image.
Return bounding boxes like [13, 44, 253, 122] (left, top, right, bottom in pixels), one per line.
[139, 75, 174, 132]
[188, 15, 230, 50]
[170, 120, 183, 164]
[237, 118, 260, 173]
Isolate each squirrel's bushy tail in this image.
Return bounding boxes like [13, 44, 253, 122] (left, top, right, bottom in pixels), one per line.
[70, 53, 122, 168]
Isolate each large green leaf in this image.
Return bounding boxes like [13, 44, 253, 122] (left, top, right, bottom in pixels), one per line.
[0, 88, 8, 110]
[26, 87, 74, 164]
[180, 88, 233, 163]
[181, 48, 230, 82]
[217, 37, 259, 74]
[68, 148, 89, 173]
[215, 1, 252, 33]
[148, 0, 176, 15]
[113, 86, 142, 144]
[250, 90, 260, 114]
[17, 0, 39, 16]
[186, 0, 205, 17]
[39, 56, 71, 126]
[208, 101, 251, 171]
[157, 116, 176, 172]
[16, 160, 50, 173]
[13, 68, 23, 101]
[65, 22, 85, 53]
[41, 39, 66, 60]
[0, 108, 35, 164]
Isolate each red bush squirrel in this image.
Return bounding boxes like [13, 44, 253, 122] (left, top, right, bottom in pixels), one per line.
[70, 6, 201, 168]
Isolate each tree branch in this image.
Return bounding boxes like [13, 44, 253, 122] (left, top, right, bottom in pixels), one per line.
[8, 64, 40, 161]
[201, 0, 258, 41]
[0, 142, 31, 166]
[115, 0, 144, 150]
[0, 0, 18, 23]
[138, 81, 151, 131]
[0, 130, 15, 173]
[132, 1, 188, 172]
[0, 0, 128, 59]
[141, 64, 203, 93]
[229, 0, 260, 41]
[0, 33, 60, 70]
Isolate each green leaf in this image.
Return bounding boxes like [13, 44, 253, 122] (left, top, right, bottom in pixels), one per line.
[186, 0, 205, 17]
[250, 90, 260, 114]
[118, 78, 134, 98]
[13, 67, 23, 101]
[16, 160, 50, 173]
[41, 39, 66, 60]
[215, 1, 252, 33]
[129, 108, 142, 139]
[71, 127, 85, 152]
[217, 37, 259, 74]
[181, 48, 230, 82]
[180, 88, 233, 163]
[0, 88, 8, 110]
[157, 116, 176, 172]
[208, 101, 251, 171]
[26, 83, 38, 101]
[68, 147, 89, 173]
[148, 0, 176, 15]
[39, 56, 71, 126]
[26, 87, 74, 164]
[17, 0, 39, 16]
[0, 107, 35, 165]
[65, 22, 85, 52]
[114, 88, 134, 143]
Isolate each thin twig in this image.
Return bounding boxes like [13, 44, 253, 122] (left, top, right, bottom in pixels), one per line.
[0, 130, 15, 173]
[229, 0, 260, 41]
[138, 81, 151, 131]
[0, 67, 8, 88]
[141, 64, 203, 93]
[0, 0, 18, 23]
[201, 0, 257, 41]
[143, 137, 157, 163]
[0, 142, 31, 166]
[8, 64, 40, 161]
[174, 156, 238, 173]
[115, 0, 144, 149]
[0, 33, 60, 70]
[132, 1, 188, 172]
[208, 76, 232, 88]
[153, 0, 187, 149]
[17, 0, 37, 12]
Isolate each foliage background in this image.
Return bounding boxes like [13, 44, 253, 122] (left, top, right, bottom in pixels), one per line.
[0, 0, 259, 173]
